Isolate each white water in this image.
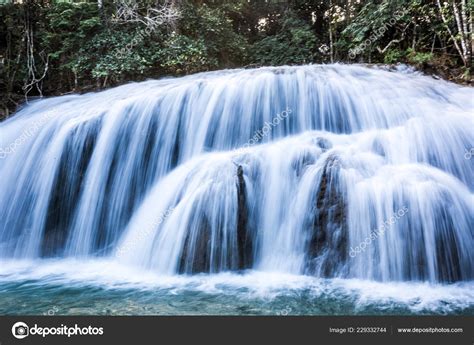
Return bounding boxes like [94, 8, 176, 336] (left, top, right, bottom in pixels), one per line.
[0, 64, 473, 288]
[0, 259, 473, 315]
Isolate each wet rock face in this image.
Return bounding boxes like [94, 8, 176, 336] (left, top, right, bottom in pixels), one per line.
[178, 164, 253, 274]
[42, 129, 99, 257]
[432, 205, 465, 283]
[306, 156, 347, 277]
[236, 165, 253, 270]
[179, 217, 212, 274]
[314, 137, 332, 152]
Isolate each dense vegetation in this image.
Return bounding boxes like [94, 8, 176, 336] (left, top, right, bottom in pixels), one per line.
[0, 0, 472, 118]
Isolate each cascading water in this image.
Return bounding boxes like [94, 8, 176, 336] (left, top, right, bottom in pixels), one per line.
[0, 64, 473, 315]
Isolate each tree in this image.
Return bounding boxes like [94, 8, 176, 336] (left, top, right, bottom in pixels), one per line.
[252, 10, 317, 65]
[436, 0, 472, 67]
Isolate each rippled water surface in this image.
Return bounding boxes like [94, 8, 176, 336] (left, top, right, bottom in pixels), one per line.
[0, 260, 472, 315]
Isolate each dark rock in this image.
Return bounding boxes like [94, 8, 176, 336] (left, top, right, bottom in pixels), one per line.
[433, 207, 463, 282]
[313, 137, 332, 152]
[41, 126, 98, 256]
[178, 216, 212, 274]
[178, 164, 253, 274]
[236, 165, 253, 269]
[306, 156, 347, 277]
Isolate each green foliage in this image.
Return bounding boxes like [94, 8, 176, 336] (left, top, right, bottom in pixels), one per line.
[158, 35, 215, 75]
[42, 3, 100, 62]
[342, 1, 392, 47]
[179, 3, 249, 68]
[406, 48, 433, 66]
[383, 49, 405, 64]
[71, 27, 163, 83]
[252, 11, 316, 65]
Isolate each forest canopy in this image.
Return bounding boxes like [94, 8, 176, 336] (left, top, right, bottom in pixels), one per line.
[0, 0, 472, 118]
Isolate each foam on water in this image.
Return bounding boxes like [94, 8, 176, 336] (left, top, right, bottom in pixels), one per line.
[0, 259, 472, 315]
[0, 64, 473, 314]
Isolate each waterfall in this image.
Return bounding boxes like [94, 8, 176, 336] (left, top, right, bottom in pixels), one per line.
[0, 64, 472, 284]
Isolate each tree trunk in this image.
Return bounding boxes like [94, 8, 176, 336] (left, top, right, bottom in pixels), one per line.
[436, 0, 467, 66]
[460, 0, 472, 67]
[452, 0, 468, 62]
[329, 0, 334, 63]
